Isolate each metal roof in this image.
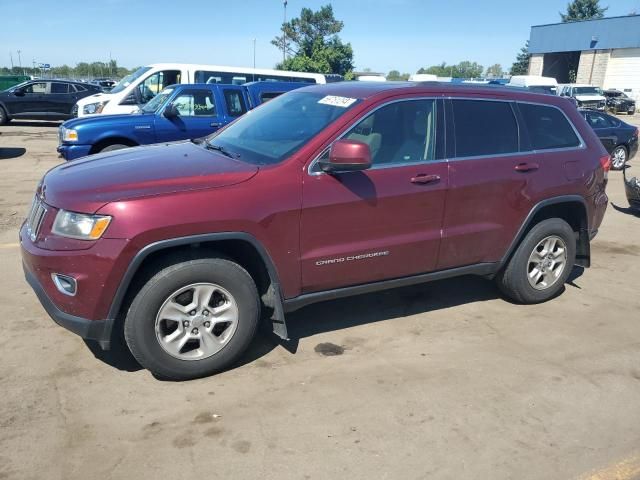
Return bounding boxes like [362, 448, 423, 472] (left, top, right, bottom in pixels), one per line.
[529, 15, 640, 54]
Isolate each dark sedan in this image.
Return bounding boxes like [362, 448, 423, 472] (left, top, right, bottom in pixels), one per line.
[580, 109, 638, 170]
[604, 90, 636, 115]
[0, 80, 101, 124]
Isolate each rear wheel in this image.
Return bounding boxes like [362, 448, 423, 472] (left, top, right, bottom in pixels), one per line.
[496, 218, 576, 304]
[100, 143, 129, 153]
[0, 106, 9, 125]
[124, 258, 260, 380]
[611, 145, 627, 170]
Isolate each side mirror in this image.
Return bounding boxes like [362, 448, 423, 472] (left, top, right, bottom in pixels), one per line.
[163, 103, 179, 118]
[13, 89, 25, 97]
[319, 139, 372, 173]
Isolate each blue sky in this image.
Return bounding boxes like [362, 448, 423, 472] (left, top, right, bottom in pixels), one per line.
[2, 0, 640, 74]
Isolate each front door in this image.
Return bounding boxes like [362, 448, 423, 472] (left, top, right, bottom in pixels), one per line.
[300, 98, 448, 293]
[9, 81, 48, 116]
[154, 88, 221, 142]
[47, 82, 76, 116]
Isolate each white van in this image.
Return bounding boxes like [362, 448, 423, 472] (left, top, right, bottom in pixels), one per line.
[75, 63, 334, 117]
[507, 75, 558, 95]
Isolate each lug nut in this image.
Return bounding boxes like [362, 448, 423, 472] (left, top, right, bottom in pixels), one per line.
[203, 310, 209, 316]
[190, 310, 196, 316]
[192, 328, 199, 334]
[204, 321, 211, 328]
[183, 320, 190, 327]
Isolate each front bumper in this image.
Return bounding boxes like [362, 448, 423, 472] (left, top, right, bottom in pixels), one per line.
[57, 143, 92, 161]
[23, 263, 114, 349]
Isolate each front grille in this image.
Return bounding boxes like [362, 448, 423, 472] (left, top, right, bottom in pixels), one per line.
[581, 101, 599, 110]
[26, 196, 47, 242]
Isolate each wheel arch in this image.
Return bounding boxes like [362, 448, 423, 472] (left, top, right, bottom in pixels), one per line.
[107, 233, 288, 340]
[89, 136, 139, 154]
[500, 195, 591, 270]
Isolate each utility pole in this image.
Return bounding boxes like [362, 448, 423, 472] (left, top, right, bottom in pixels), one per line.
[17, 49, 22, 73]
[282, 0, 287, 63]
[252, 38, 257, 81]
[9, 52, 14, 70]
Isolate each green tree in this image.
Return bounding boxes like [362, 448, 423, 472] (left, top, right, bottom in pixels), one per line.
[561, 0, 608, 22]
[271, 4, 354, 76]
[417, 61, 483, 78]
[387, 70, 410, 81]
[485, 64, 503, 78]
[510, 41, 531, 76]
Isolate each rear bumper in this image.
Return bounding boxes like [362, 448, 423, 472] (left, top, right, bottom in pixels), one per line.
[23, 262, 113, 349]
[625, 176, 640, 211]
[57, 143, 92, 161]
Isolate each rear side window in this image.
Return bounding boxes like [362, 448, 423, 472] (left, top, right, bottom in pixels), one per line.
[452, 100, 519, 157]
[224, 90, 247, 117]
[518, 103, 580, 150]
[51, 82, 70, 94]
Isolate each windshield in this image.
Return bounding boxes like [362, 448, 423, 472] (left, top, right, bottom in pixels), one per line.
[206, 91, 360, 165]
[110, 66, 152, 94]
[141, 87, 174, 113]
[574, 86, 603, 96]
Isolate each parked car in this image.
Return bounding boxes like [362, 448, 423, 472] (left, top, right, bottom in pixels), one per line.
[579, 109, 638, 170]
[57, 81, 305, 160]
[624, 164, 640, 212]
[558, 84, 606, 111]
[0, 80, 101, 124]
[90, 79, 117, 91]
[603, 89, 636, 115]
[21, 82, 610, 380]
[507, 75, 558, 95]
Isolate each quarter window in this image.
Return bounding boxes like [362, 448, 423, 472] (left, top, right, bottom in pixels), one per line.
[344, 99, 438, 165]
[585, 112, 615, 129]
[452, 100, 519, 157]
[172, 90, 216, 117]
[518, 103, 580, 150]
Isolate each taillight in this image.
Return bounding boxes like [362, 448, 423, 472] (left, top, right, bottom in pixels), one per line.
[599, 155, 611, 173]
[634, 127, 639, 138]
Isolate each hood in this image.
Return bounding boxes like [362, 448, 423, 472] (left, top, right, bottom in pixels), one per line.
[75, 92, 112, 106]
[62, 113, 152, 131]
[39, 141, 259, 213]
[575, 94, 606, 102]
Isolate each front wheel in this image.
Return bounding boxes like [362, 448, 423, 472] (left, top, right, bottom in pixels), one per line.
[611, 146, 627, 170]
[496, 218, 576, 304]
[100, 143, 129, 153]
[124, 258, 260, 380]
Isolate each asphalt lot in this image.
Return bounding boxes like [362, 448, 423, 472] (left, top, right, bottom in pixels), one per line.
[1, 117, 639, 480]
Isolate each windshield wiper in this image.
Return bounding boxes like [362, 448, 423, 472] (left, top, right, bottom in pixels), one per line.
[204, 143, 240, 159]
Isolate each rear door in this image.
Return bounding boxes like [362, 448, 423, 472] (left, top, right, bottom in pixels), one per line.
[153, 88, 221, 142]
[48, 82, 75, 116]
[300, 98, 448, 292]
[437, 98, 541, 269]
[583, 111, 617, 153]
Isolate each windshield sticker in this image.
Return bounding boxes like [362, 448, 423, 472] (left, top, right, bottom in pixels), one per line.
[318, 95, 357, 108]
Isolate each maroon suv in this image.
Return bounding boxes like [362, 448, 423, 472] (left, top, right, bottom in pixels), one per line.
[21, 82, 610, 380]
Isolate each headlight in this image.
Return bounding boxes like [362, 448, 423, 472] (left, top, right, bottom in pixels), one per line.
[61, 127, 78, 142]
[52, 210, 112, 240]
[82, 100, 109, 115]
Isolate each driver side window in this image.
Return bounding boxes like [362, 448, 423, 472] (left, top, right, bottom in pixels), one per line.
[138, 70, 181, 103]
[344, 99, 437, 166]
[23, 82, 47, 94]
[172, 90, 216, 117]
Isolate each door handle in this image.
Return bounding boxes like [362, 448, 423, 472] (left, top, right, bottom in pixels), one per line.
[514, 162, 539, 172]
[410, 174, 440, 185]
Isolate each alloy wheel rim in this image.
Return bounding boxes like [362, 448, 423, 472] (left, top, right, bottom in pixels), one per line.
[155, 283, 239, 360]
[612, 148, 626, 169]
[527, 235, 568, 291]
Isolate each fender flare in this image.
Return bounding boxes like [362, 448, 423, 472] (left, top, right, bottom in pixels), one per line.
[499, 194, 589, 268]
[106, 232, 288, 340]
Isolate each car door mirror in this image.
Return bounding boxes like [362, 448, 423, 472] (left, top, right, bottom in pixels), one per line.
[13, 89, 25, 97]
[319, 139, 372, 173]
[163, 103, 179, 118]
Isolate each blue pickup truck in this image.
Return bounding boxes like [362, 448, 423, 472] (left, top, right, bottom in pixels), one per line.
[57, 81, 305, 160]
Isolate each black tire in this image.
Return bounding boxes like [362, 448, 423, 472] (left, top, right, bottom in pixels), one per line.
[0, 106, 9, 125]
[100, 143, 129, 153]
[496, 218, 576, 304]
[124, 258, 260, 380]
